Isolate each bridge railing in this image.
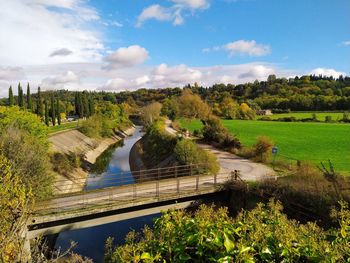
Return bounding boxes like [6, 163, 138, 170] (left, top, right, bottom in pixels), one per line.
[53, 163, 211, 194]
[36, 165, 238, 215]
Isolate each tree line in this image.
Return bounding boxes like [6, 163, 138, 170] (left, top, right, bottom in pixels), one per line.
[7, 84, 95, 126]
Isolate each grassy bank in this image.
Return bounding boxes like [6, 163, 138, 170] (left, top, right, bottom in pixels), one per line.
[179, 118, 350, 173]
[48, 121, 79, 134]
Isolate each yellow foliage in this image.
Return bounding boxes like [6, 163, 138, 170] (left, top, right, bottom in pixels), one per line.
[239, 103, 251, 112]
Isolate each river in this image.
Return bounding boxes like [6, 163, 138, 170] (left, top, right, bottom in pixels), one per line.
[54, 127, 159, 262]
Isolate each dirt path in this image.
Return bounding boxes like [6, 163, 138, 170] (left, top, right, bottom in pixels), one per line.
[165, 120, 275, 181]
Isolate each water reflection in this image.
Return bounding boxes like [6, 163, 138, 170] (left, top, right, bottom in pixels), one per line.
[54, 126, 157, 263]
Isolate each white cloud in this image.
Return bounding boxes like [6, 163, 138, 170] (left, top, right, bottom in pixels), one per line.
[104, 45, 149, 69]
[136, 0, 209, 26]
[0, 0, 103, 66]
[41, 71, 80, 88]
[204, 40, 271, 57]
[0, 67, 26, 81]
[310, 68, 346, 78]
[343, 41, 350, 46]
[137, 5, 173, 27]
[151, 64, 202, 86]
[171, 0, 210, 9]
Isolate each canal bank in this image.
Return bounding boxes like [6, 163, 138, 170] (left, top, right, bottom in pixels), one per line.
[49, 126, 136, 194]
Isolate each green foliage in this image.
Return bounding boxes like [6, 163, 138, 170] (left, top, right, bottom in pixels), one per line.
[105, 201, 350, 262]
[140, 102, 162, 128]
[202, 116, 240, 149]
[79, 102, 131, 138]
[0, 127, 54, 199]
[8, 86, 14, 107]
[176, 89, 211, 119]
[51, 151, 82, 177]
[0, 153, 32, 262]
[26, 83, 32, 110]
[174, 139, 219, 174]
[0, 106, 48, 145]
[141, 120, 177, 165]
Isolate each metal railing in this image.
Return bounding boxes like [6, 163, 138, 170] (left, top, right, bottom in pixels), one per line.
[35, 164, 238, 215]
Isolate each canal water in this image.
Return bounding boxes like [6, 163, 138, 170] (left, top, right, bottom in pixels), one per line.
[54, 127, 160, 262]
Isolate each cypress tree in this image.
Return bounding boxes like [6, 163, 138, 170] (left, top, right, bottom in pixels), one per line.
[74, 92, 79, 115]
[17, 83, 23, 107]
[44, 100, 49, 126]
[57, 99, 61, 125]
[51, 93, 56, 126]
[26, 83, 32, 110]
[8, 86, 14, 106]
[36, 87, 43, 118]
[78, 92, 84, 118]
[83, 92, 90, 117]
[88, 98, 95, 116]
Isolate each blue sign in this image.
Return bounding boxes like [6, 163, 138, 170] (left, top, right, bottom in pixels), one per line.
[272, 146, 278, 155]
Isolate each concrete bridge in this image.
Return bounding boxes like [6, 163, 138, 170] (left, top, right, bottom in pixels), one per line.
[27, 164, 238, 239]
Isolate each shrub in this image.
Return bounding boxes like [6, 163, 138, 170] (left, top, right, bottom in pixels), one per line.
[202, 116, 240, 149]
[105, 201, 350, 262]
[325, 115, 333, 123]
[253, 136, 273, 162]
[174, 139, 219, 174]
[0, 127, 54, 199]
[79, 115, 102, 138]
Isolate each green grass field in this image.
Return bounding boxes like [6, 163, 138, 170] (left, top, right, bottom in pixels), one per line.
[179, 119, 350, 174]
[48, 121, 79, 134]
[265, 112, 345, 121]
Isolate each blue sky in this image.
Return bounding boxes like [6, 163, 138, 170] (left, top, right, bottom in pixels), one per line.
[0, 0, 349, 95]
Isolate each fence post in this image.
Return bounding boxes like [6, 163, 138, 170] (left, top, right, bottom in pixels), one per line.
[156, 168, 160, 199]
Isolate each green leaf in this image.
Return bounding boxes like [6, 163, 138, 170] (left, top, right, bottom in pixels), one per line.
[141, 252, 151, 260]
[224, 232, 235, 253]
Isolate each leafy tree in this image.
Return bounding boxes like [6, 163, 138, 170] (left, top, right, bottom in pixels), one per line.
[0, 127, 54, 199]
[140, 102, 162, 127]
[88, 98, 95, 116]
[177, 89, 211, 119]
[26, 83, 32, 111]
[219, 97, 240, 119]
[0, 106, 48, 144]
[8, 86, 14, 107]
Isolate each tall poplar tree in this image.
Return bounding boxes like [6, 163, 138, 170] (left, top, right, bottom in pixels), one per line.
[74, 92, 79, 115]
[36, 86, 43, 118]
[44, 100, 49, 126]
[83, 92, 90, 117]
[51, 94, 56, 126]
[78, 92, 84, 118]
[56, 99, 61, 125]
[26, 83, 32, 111]
[8, 86, 14, 106]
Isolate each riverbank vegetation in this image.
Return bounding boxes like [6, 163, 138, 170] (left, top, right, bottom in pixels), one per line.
[139, 119, 219, 175]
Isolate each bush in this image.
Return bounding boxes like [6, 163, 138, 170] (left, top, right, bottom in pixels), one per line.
[253, 136, 273, 162]
[0, 127, 54, 199]
[105, 201, 350, 262]
[325, 115, 333, 123]
[193, 129, 202, 137]
[174, 139, 219, 174]
[202, 116, 240, 149]
[51, 151, 82, 177]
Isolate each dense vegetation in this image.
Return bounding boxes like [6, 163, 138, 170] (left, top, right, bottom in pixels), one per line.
[140, 119, 219, 174]
[105, 200, 350, 262]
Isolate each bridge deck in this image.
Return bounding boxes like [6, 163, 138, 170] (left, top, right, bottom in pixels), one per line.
[32, 171, 233, 225]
